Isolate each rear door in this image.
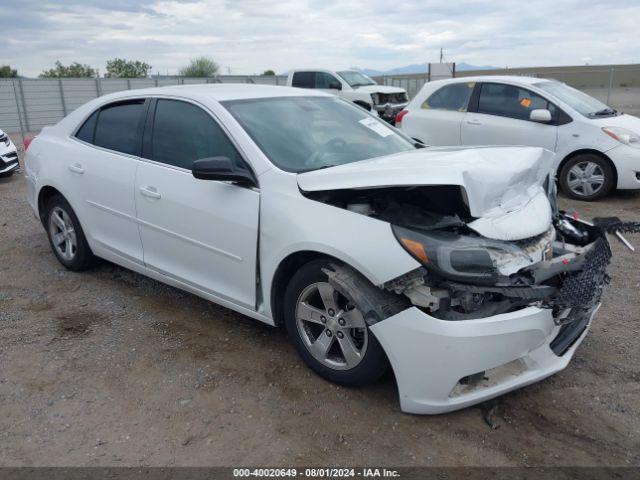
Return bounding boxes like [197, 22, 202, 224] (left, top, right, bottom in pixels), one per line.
[134, 98, 260, 308]
[401, 81, 475, 145]
[461, 82, 558, 151]
[70, 99, 147, 265]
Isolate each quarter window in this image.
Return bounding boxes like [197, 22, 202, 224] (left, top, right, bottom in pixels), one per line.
[93, 100, 145, 155]
[477, 83, 556, 121]
[150, 99, 244, 171]
[422, 83, 475, 112]
[75, 111, 98, 144]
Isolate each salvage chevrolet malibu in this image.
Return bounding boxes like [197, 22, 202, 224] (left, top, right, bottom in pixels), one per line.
[24, 85, 623, 414]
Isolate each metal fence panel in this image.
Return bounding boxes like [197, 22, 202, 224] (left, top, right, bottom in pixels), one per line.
[1, 67, 639, 134]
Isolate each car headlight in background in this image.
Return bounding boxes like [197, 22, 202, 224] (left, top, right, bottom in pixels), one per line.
[392, 225, 535, 283]
[602, 127, 640, 149]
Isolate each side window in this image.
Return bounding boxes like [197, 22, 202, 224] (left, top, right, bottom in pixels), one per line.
[94, 100, 145, 155]
[422, 82, 474, 112]
[292, 72, 315, 89]
[75, 110, 98, 143]
[478, 83, 554, 121]
[150, 99, 244, 171]
[315, 72, 339, 89]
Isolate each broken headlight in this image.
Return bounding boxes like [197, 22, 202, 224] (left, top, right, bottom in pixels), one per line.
[392, 225, 535, 283]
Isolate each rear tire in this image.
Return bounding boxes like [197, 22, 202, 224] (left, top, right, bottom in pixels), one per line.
[284, 259, 390, 387]
[44, 194, 96, 271]
[559, 153, 614, 201]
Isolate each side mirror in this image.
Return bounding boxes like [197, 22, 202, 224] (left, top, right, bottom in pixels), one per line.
[192, 156, 256, 187]
[329, 81, 342, 91]
[530, 109, 552, 123]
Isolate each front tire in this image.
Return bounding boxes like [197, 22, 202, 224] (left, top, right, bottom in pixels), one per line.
[284, 260, 390, 387]
[559, 154, 614, 201]
[45, 194, 96, 271]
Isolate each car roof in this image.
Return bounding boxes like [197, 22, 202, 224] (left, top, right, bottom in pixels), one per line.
[96, 83, 330, 103]
[433, 75, 556, 86]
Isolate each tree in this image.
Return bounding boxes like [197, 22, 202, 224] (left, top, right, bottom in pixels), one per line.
[262, 69, 275, 76]
[0, 65, 18, 78]
[40, 61, 96, 78]
[105, 58, 151, 78]
[179, 57, 219, 77]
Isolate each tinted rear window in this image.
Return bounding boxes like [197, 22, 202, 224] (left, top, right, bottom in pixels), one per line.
[94, 100, 145, 155]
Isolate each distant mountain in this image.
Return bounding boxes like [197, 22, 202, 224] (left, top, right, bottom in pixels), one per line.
[358, 62, 498, 77]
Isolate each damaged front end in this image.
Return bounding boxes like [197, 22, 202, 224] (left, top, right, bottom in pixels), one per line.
[388, 214, 612, 338]
[304, 179, 621, 354]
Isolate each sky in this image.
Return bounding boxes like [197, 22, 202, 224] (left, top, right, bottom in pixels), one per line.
[1, 0, 639, 77]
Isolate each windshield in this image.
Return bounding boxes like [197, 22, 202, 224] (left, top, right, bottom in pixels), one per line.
[222, 96, 414, 173]
[535, 81, 616, 117]
[337, 71, 377, 88]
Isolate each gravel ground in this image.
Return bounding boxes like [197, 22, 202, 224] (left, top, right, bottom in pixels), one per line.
[1, 141, 639, 467]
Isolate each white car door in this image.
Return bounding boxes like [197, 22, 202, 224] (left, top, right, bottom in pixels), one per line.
[134, 98, 260, 308]
[401, 82, 475, 145]
[461, 82, 558, 151]
[70, 99, 146, 264]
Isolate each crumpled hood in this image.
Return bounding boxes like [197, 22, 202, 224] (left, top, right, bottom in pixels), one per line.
[355, 85, 406, 95]
[297, 146, 556, 240]
[587, 112, 640, 131]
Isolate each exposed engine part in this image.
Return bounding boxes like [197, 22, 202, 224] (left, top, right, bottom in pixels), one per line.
[404, 285, 450, 312]
[304, 185, 472, 231]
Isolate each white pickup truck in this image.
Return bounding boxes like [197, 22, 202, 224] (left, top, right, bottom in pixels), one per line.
[286, 68, 409, 123]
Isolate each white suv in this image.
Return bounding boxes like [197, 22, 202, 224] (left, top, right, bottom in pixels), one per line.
[397, 76, 640, 200]
[287, 68, 408, 123]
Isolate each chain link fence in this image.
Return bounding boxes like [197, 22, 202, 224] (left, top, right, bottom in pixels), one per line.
[2, 65, 640, 139]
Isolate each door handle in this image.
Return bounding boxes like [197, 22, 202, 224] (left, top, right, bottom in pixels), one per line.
[68, 163, 84, 174]
[466, 119, 482, 126]
[139, 186, 161, 199]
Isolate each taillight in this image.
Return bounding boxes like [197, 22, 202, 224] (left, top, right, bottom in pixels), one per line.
[395, 109, 409, 124]
[24, 136, 35, 151]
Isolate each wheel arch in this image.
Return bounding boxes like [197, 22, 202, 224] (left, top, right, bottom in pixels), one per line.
[557, 149, 618, 187]
[37, 185, 65, 225]
[270, 250, 344, 327]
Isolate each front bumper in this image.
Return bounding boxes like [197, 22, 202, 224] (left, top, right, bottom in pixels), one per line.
[607, 144, 640, 189]
[374, 102, 408, 122]
[371, 304, 597, 414]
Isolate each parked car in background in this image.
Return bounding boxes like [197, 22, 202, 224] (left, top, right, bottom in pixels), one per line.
[24, 84, 615, 414]
[0, 128, 19, 177]
[397, 76, 640, 201]
[287, 68, 408, 123]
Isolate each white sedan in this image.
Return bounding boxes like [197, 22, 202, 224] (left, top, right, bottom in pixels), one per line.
[397, 76, 640, 201]
[24, 84, 613, 414]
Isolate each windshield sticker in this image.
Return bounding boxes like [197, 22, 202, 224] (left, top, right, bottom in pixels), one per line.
[359, 117, 394, 137]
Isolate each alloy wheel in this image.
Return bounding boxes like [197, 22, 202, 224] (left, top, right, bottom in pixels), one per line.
[48, 206, 77, 261]
[295, 282, 368, 371]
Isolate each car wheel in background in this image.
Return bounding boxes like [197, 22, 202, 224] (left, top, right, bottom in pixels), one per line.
[284, 259, 391, 387]
[45, 194, 96, 271]
[559, 153, 615, 201]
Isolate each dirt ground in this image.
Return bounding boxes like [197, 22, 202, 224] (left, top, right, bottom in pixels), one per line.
[1, 143, 639, 467]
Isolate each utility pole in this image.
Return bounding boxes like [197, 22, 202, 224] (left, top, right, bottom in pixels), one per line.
[439, 48, 443, 63]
